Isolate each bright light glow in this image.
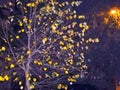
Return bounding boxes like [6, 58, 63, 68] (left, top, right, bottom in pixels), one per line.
[109, 7, 120, 15]
[70, 82, 73, 85]
[107, 7, 120, 29]
[110, 9, 117, 14]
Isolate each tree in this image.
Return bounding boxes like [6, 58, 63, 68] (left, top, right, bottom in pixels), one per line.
[0, 0, 99, 90]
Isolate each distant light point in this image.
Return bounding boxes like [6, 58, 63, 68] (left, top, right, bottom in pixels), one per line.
[70, 82, 73, 85]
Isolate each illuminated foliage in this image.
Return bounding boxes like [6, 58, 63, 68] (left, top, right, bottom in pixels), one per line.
[99, 7, 120, 29]
[0, 0, 99, 90]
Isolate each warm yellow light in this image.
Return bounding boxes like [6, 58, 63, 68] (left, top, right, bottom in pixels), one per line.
[110, 9, 117, 14]
[109, 7, 120, 15]
[108, 7, 120, 29]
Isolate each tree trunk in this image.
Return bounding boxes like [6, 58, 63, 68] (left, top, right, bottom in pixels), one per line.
[25, 69, 31, 90]
[25, 77, 31, 90]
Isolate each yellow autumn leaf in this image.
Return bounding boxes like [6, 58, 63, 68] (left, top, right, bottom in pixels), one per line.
[85, 46, 89, 49]
[66, 16, 69, 20]
[57, 84, 62, 89]
[28, 77, 31, 81]
[8, 2, 13, 6]
[4, 75, 9, 81]
[37, 22, 40, 25]
[79, 23, 83, 28]
[30, 85, 35, 89]
[19, 81, 22, 85]
[29, 19, 32, 23]
[67, 43, 74, 49]
[21, 29, 25, 32]
[34, 60, 38, 64]
[71, 1, 75, 6]
[43, 67, 47, 71]
[31, 3, 35, 7]
[37, 61, 42, 65]
[54, 72, 59, 77]
[13, 77, 18, 81]
[78, 15, 85, 19]
[26, 50, 31, 54]
[48, 61, 52, 65]
[82, 64, 87, 69]
[64, 85, 68, 90]
[35, 0, 39, 4]
[85, 25, 89, 30]
[76, 42, 80, 47]
[59, 41, 64, 45]
[17, 59, 22, 63]
[23, 16, 27, 22]
[42, 37, 47, 44]
[73, 14, 77, 18]
[65, 70, 69, 74]
[33, 78, 37, 82]
[63, 46, 67, 50]
[10, 38, 14, 42]
[2, 38, 7, 43]
[10, 64, 15, 69]
[6, 57, 12, 61]
[54, 62, 58, 66]
[69, 15, 73, 20]
[44, 51, 48, 54]
[88, 38, 92, 42]
[27, 25, 31, 29]
[16, 35, 20, 39]
[13, 72, 17, 75]
[26, 3, 31, 7]
[0, 76, 4, 81]
[62, 36, 67, 39]
[5, 66, 8, 69]
[20, 55, 24, 59]
[52, 29, 57, 33]
[51, 25, 56, 30]
[19, 21, 23, 26]
[39, 75, 42, 79]
[56, 30, 60, 34]
[94, 38, 99, 43]
[1, 46, 6, 51]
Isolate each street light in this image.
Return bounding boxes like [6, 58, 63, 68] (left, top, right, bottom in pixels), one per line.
[110, 9, 117, 14]
[109, 7, 118, 15]
[109, 7, 120, 17]
[108, 7, 120, 28]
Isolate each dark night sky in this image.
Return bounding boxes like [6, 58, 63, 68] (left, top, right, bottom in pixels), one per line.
[77, 0, 120, 14]
[0, 0, 120, 13]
